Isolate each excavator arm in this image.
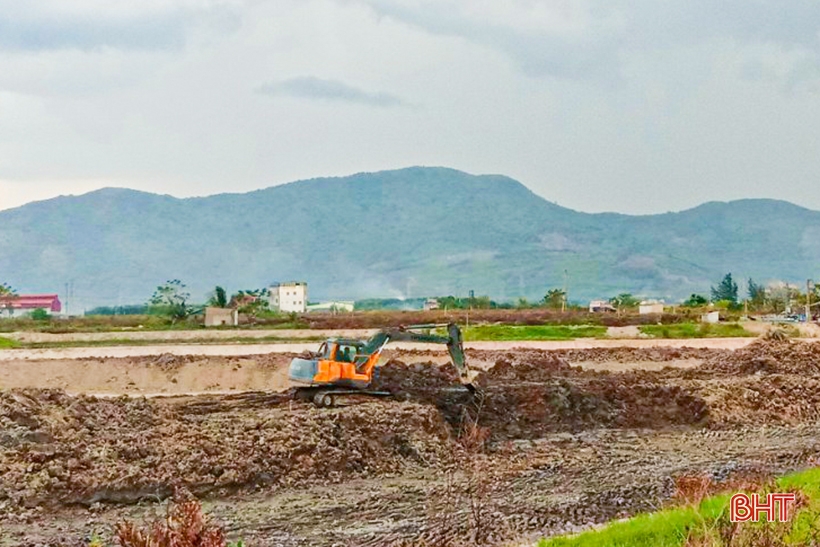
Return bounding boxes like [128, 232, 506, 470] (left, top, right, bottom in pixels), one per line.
[360, 323, 474, 389]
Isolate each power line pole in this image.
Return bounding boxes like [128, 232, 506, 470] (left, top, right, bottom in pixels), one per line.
[562, 269, 568, 312]
[786, 283, 791, 314]
[808, 279, 814, 322]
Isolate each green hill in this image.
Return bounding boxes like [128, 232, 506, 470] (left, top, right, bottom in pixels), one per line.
[1, 167, 818, 310]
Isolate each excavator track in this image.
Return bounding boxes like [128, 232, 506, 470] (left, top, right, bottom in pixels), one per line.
[295, 387, 394, 407]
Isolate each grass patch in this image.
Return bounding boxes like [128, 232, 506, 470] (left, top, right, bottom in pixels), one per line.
[539, 467, 820, 547]
[460, 324, 607, 341]
[540, 494, 731, 547]
[639, 322, 754, 339]
[0, 336, 20, 349]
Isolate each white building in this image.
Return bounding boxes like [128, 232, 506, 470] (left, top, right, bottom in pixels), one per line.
[423, 298, 440, 311]
[639, 301, 665, 315]
[268, 282, 308, 313]
[589, 300, 616, 313]
[204, 307, 239, 327]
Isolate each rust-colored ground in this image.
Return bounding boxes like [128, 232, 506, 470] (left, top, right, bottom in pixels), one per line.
[0, 347, 719, 395]
[3, 340, 820, 546]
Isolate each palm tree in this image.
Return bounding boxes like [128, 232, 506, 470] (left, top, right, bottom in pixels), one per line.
[208, 286, 228, 308]
[543, 289, 566, 310]
[0, 283, 18, 316]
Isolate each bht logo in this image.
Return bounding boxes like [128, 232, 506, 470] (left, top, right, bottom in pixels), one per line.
[730, 492, 797, 522]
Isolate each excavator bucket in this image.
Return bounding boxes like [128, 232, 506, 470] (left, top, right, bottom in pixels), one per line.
[445, 323, 476, 392]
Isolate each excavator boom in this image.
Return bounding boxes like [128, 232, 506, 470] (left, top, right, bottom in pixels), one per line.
[367, 323, 472, 387]
[289, 322, 475, 405]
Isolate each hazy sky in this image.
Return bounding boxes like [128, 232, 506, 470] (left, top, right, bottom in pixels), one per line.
[1, 0, 819, 214]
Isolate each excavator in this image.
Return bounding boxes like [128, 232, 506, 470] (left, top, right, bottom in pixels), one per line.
[289, 323, 476, 406]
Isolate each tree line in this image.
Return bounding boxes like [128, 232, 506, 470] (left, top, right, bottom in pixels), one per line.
[2, 273, 818, 319]
[146, 280, 272, 324]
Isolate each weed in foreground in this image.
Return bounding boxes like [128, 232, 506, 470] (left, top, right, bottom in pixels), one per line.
[419, 393, 511, 547]
[115, 497, 238, 547]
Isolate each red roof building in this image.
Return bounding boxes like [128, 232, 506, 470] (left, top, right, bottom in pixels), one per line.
[1, 294, 62, 314]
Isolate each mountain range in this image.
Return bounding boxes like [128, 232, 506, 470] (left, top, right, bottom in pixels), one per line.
[1, 167, 818, 311]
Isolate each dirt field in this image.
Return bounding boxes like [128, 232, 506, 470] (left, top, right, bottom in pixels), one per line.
[0, 346, 728, 395]
[3, 340, 820, 545]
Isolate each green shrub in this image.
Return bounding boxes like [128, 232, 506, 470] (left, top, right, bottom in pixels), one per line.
[29, 308, 50, 321]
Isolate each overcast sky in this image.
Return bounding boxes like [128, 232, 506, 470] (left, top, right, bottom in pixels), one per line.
[1, 0, 819, 214]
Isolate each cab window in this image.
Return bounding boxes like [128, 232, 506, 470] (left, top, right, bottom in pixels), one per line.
[318, 342, 333, 359]
[336, 345, 356, 362]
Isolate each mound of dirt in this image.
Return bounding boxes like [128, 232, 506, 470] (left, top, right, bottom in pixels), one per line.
[698, 376, 820, 427]
[554, 347, 725, 363]
[369, 359, 707, 439]
[0, 389, 451, 510]
[465, 378, 708, 439]
[476, 353, 577, 382]
[702, 339, 820, 376]
[372, 360, 463, 395]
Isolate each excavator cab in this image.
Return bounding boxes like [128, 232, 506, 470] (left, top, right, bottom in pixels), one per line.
[315, 340, 362, 362]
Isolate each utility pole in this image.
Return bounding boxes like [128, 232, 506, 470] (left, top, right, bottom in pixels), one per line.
[786, 283, 791, 315]
[562, 269, 568, 312]
[467, 289, 474, 329]
[808, 279, 814, 322]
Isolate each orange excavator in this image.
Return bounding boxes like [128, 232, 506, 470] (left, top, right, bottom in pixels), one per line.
[289, 323, 475, 406]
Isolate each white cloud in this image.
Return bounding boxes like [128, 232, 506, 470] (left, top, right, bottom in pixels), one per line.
[258, 76, 405, 106]
[0, 0, 242, 51]
[1, 0, 820, 214]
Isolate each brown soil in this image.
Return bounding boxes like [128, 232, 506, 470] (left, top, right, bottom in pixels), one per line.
[552, 346, 727, 363]
[3, 340, 820, 546]
[0, 348, 715, 395]
[700, 338, 820, 376]
[0, 390, 450, 510]
[0, 353, 297, 395]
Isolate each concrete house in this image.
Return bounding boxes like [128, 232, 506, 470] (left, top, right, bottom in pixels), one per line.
[268, 281, 308, 313]
[639, 301, 665, 315]
[204, 307, 239, 327]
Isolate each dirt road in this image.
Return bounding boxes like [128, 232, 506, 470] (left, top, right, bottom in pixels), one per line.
[3, 339, 820, 546]
[4, 328, 378, 343]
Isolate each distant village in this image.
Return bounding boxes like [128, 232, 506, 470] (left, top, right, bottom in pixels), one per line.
[2, 272, 817, 325]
